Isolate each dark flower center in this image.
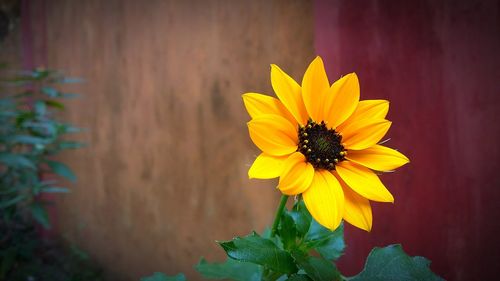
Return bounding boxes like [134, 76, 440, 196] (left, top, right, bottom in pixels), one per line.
[297, 120, 346, 170]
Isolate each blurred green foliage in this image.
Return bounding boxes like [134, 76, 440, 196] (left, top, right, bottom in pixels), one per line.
[0, 68, 83, 227]
[0, 67, 102, 281]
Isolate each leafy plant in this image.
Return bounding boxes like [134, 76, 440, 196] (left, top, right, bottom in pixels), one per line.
[0, 67, 88, 280]
[0, 68, 83, 227]
[146, 199, 442, 281]
[193, 199, 442, 281]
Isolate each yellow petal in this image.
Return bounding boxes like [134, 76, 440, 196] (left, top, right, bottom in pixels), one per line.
[271, 64, 308, 125]
[323, 73, 360, 129]
[334, 173, 372, 231]
[279, 152, 314, 195]
[248, 153, 288, 179]
[301, 56, 330, 122]
[248, 114, 298, 156]
[242, 93, 296, 125]
[346, 144, 409, 171]
[336, 161, 394, 202]
[337, 100, 389, 131]
[303, 170, 344, 230]
[340, 118, 391, 150]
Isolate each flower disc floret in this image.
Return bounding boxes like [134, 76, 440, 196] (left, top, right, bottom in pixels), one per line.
[298, 120, 346, 170]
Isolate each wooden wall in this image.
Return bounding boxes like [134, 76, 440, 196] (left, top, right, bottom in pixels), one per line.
[27, 0, 500, 280]
[29, 1, 314, 279]
[315, 1, 500, 280]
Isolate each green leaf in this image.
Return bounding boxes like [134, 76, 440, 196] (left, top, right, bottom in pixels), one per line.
[32, 68, 51, 80]
[260, 227, 283, 249]
[46, 160, 77, 182]
[6, 135, 49, 145]
[58, 123, 83, 134]
[278, 210, 297, 250]
[0, 194, 27, 209]
[22, 121, 57, 136]
[32, 180, 59, 195]
[0, 153, 35, 169]
[291, 250, 340, 281]
[349, 244, 444, 281]
[218, 232, 298, 274]
[196, 257, 262, 281]
[41, 186, 69, 193]
[304, 221, 345, 261]
[57, 140, 85, 149]
[290, 200, 312, 238]
[60, 92, 81, 99]
[34, 100, 46, 115]
[15, 111, 36, 126]
[287, 274, 313, 281]
[30, 203, 50, 229]
[140, 272, 186, 281]
[44, 99, 65, 110]
[41, 86, 59, 97]
[0, 186, 23, 196]
[58, 77, 84, 84]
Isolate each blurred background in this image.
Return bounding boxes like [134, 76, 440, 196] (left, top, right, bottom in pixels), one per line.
[1, 0, 499, 280]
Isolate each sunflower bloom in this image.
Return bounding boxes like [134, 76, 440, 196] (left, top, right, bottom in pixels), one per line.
[243, 56, 409, 231]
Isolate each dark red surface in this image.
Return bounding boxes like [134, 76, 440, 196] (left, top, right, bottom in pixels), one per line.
[314, 0, 500, 280]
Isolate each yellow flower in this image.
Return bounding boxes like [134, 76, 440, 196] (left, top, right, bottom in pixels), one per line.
[243, 56, 409, 231]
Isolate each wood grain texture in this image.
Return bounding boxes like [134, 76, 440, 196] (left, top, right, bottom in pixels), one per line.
[33, 0, 314, 279]
[315, 0, 500, 280]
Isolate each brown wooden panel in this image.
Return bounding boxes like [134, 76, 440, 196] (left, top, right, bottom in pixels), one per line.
[34, 0, 314, 279]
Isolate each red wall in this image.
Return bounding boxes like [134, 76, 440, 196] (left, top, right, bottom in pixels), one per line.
[314, 1, 500, 280]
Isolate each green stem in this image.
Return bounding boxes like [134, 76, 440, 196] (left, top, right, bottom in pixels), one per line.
[270, 195, 289, 237]
[263, 195, 289, 280]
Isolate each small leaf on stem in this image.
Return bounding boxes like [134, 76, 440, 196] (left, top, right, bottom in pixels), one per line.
[218, 232, 298, 274]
